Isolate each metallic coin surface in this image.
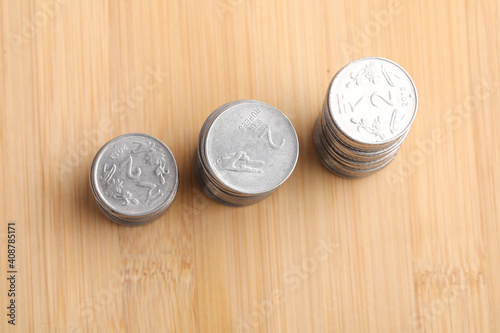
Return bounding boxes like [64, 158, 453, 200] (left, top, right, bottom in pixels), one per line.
[90, 133, 178, 222]
[327, 57, 417, 145]
[196, 100, 299, 205]
[205, 100, 299, 195]
[314, 57, 418, 178]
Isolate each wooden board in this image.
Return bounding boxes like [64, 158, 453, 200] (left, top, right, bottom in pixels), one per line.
[1, 0, 499, 331]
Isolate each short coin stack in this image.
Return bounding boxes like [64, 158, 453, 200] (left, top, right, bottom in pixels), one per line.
[90, 133, 179, 225]
[313, 57, 418, 177]
[195, 100, 299, 206]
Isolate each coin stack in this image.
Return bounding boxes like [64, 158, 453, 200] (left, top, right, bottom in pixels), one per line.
[313, 57, 418, 178]
[90, 133, 179, 225]
[195, 100, 299, 206]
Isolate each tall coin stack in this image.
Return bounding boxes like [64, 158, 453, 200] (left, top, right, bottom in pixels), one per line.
[90, 133, 179, 225]
[195, 100, 299, 206]
[313, 57, 418, 177]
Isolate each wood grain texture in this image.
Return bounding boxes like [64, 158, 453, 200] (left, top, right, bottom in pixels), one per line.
[0, 0, 499, 332]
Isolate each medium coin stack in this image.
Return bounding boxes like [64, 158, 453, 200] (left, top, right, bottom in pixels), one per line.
[195, 100, 299, 206]
[313, 57, 418, 177]
[90, 133, 179, 225]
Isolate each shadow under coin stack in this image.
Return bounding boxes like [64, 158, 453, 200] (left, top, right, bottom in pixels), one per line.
[313, 57, 418, 178]
[195, 100, 299, 206]
[90, 133, 179, 225]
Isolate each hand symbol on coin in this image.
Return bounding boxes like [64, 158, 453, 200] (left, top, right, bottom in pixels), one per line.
[217, 151, 265, 174]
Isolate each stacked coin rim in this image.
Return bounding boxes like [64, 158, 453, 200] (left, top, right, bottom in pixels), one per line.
[195, 100, 299, 206]
[314, 57, 418, 178]
[90, 133, 179, 226]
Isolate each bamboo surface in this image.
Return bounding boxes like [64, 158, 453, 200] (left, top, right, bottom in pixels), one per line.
[0, 0, 499, 332]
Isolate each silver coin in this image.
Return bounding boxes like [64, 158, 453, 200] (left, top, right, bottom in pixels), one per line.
[314, 57, 418, 177]
[319, 109, 406, 162]
[327, 57, 417, 146]
[90, 133, 179, 225]
[206, 102, 298, 194]
[196, 100, 299, 205]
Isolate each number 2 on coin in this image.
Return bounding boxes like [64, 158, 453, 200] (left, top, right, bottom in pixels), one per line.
[258, 125, 285, 150]
[120, 156, 142, 179]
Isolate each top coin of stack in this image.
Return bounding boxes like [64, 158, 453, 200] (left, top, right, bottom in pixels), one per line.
[90, 133, 179, 225]
[313, 57, 418, 177]
[195, 100, 299, 206]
